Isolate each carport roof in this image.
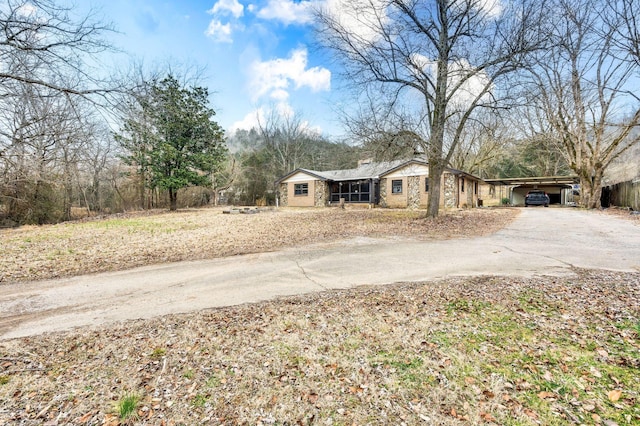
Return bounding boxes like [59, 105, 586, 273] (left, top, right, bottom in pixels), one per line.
[484, 176, 579, 186]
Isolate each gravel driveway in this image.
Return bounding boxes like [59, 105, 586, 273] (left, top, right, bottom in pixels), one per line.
[1, 208, 639, 339]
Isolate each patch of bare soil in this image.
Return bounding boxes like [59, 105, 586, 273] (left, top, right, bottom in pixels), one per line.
[0, 207, 517, 284]
[0, 269, 638, 425]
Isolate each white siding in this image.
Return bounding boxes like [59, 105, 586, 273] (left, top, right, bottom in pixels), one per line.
[283, 171, 320, 183]
[383, 164, 429, 178]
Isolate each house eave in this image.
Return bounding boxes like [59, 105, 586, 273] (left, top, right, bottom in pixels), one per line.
[275, 168, 329, 186]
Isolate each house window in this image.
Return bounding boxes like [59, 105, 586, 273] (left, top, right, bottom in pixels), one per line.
[294, 183, 309, 196]
[392, 179, 403, 194]
[425, 179, 429, 192]
[474, 181, 478, 195]
[461, 178, 465, 192]
[330, 180, 371, 203]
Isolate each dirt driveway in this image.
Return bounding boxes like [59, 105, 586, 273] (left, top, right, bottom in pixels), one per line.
[1, 208, 639, 339]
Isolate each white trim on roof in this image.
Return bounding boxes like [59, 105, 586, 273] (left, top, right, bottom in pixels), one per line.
[383, 164, 429, 178]
[281, 171, 320, 183]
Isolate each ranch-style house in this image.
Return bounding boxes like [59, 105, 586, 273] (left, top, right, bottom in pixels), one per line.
[276, 158, 484, 209]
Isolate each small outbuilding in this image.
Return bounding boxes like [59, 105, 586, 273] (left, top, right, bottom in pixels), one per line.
[276, 158, 484, 209]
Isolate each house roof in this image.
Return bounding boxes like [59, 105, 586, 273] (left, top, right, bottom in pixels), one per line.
[318, 158, 423, 181]
[276, 158, 483, 184]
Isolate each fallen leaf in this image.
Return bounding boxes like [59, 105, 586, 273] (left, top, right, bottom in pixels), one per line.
[480, 411, 496, 422]
[75, 412, 93, 423]
[608, 389, 622, 402]
[102, 413, 119, 426]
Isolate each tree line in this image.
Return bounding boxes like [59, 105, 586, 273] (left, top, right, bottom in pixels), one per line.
[1, 0, 640, 226]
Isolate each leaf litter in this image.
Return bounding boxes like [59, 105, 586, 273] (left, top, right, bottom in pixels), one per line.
[0, 207, 516, 283]
[0, 269, 638, 425]
[1, 207, 639, 425]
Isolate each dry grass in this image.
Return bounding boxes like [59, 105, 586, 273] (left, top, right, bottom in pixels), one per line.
[1, 207, 638, 425]
[0, 207, 517, 283]
[0, 269, 638, 425]
[600, 206, 640, 222]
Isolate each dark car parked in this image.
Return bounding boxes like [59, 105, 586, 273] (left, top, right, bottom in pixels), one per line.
[525, 190, 550, 207]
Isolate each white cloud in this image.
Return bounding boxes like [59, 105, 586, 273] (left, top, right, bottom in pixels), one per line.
[409, 53, 434, 75]
[319, 0, 501, 48]
[205, 19, 233, 43]
[448, 59, 492, 108]
[270, 89, 290, 101]
[205, 0, 244, 43]
[321, 0, 388, 44]
[249, 48, 331, 102]
[450, 0, 502, 20]
[17, 4, 37, 17]
[230, 108, 265, 133]
[410, 55, 493, 109]
[256, 0, 317, 25]
[208, 0, 244, 18]
[229, 103, 322, 135]
[477, 0, 503, 18]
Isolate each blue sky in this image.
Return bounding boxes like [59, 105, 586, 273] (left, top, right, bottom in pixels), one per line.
[89, 0, 341, 137]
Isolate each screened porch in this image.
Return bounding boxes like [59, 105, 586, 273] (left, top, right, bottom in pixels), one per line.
[329, 180, 379, 204]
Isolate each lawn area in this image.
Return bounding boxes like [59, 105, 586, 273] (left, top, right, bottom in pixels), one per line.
[0, 207, 517, 283]
[0, 269, 638, 425]
[1, 207, 638, 425]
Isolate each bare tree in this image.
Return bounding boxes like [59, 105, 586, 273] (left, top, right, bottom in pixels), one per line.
[209, 157, 238, 206]
[0, 0, 119, 224]
[526, 0, 640, 208]
[611, 0, 640, 66]
[257, 108, 321, 176]
[341, 94, 424, 161]
[316, 0, 546, 216]
[448, 112, 510, 177]
[0, 0, 114, 98]
[0, 79, 98, 223]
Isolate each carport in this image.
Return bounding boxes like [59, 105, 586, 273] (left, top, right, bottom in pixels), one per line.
[484, 176, 579, 206]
